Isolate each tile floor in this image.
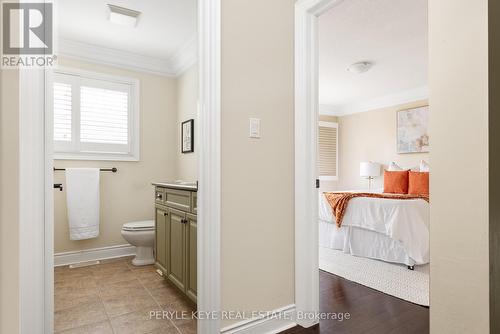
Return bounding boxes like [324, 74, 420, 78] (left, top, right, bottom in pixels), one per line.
[54, 257, 197, 334]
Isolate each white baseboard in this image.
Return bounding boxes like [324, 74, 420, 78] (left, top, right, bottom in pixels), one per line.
[220, 304, 297, 334]
[54, 244, 136, 267]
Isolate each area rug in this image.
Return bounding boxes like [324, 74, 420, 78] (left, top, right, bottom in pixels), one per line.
[319, 247, 429, 306]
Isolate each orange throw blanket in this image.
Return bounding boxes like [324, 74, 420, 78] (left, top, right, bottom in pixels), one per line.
[323, 192, 430, 228]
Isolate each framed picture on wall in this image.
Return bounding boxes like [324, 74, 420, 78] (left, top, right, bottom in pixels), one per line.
[397, 106, 429, 154]
[181, 119, 194, 153]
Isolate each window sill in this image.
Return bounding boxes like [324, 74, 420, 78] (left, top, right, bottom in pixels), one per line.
[54, 152, 140, 162]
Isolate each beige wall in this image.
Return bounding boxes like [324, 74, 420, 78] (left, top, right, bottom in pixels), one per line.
[0, 69, 20, 334]
[175, 65, 198, 181]
[220, 0, 295, 326]
[54, 58, 178, 253]
[429, 0, 490, 333]
[326, 100, 429, 191]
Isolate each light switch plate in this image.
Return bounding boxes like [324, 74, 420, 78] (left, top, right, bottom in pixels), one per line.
[249, 118, 261, 138]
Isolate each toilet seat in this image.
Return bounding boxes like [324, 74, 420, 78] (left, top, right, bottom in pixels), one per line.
[122, 220, 155, 232]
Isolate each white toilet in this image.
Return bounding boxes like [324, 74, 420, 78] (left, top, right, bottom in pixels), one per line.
[121, 220, 155, 266]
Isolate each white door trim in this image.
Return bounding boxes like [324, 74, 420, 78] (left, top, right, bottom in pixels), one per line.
[18, 1, 221, 333]
[197, 0, 221, 333]
[18, 1, 53, 332]
[294, 0, 343, 328]
[19, 67, 52, 333]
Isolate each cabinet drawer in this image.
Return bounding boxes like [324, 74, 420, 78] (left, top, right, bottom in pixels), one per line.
[165, 188, 191, 211]
[191, 192, 197, 214]
[155, 188, 165, 205]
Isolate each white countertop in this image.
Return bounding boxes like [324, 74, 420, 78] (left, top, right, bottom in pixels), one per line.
[152, 181, 198, 191]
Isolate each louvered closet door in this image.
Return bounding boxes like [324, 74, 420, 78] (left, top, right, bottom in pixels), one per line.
[318, 122, 338, 179]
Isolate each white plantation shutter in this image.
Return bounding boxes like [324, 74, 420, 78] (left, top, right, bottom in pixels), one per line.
[52, 70, 139, 160]
[80, 85, 129, 145]
[53, 82, 72, 142]
[318, 122, 338, 179]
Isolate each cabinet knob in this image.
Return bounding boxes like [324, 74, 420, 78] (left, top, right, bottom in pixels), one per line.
[164, 212, 168, 216]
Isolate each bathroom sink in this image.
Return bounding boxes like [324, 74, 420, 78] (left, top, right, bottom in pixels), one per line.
[152, 181, 198, 190]
[173, 180, 197, 186]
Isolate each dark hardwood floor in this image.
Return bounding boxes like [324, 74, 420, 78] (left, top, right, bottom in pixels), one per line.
[282, 270, 429, 334]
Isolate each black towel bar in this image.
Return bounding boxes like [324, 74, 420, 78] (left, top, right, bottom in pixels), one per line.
[53, 167, 118, 173]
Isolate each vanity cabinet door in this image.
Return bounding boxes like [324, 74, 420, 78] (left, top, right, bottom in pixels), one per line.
[155, 207, 168, 272]
[185, 213, 197, 303]
[167, 208, 186, 291]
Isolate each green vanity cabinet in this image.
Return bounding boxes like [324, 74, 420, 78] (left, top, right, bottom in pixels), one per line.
[153, 183, 197, 304]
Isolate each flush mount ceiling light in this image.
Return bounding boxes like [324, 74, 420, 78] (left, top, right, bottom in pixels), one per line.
[347, 61, 373, 74]
[107, 4, 141, 28]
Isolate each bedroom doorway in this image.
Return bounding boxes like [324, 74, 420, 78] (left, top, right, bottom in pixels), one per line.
[295, 0, 430, 332]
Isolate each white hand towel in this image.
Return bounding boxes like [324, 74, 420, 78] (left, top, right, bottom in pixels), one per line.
[65, 168, 100, 240]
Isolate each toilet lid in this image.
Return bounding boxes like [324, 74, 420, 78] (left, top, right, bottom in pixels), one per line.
[123, 220, 155, 231]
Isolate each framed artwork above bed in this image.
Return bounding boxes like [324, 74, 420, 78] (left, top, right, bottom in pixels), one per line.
[397, 106, 429, 154]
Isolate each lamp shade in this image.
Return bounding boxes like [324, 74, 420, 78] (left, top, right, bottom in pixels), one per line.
[360, 162, 380, 177]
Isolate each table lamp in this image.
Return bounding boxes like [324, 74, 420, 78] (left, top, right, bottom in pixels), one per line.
[360, 161, 381, 191]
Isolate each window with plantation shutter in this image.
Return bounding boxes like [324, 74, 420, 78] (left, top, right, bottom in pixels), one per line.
[51, 69, 139, 161]
[318, 121, 338, 180]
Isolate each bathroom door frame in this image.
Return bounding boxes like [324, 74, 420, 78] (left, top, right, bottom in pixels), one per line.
[17, 0, 222, 333]
[294, 0, 436, 330]
[294, 0, 349, 328]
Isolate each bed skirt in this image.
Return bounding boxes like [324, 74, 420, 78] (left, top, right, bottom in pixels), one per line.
[319, 220, 417, 266]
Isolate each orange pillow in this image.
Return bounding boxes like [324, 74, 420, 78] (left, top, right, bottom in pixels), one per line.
[408, 171, 429, 195]
[383, 170, 409, 194]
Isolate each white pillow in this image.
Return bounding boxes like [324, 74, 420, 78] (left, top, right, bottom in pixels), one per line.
[420, 160, 430, 172]
[387, 162, 403, 171]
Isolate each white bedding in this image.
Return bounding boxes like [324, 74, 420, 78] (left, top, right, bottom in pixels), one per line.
[319, 192, 430, 265]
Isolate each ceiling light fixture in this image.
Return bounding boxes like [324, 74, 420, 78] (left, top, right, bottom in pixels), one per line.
[107, 4, 141, 28]
[347, 61, 373, 74]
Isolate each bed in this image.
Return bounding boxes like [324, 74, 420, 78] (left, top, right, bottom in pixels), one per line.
[319, 191, 430, 268]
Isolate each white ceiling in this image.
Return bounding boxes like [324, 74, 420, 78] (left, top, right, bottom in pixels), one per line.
[319, 0, 428, 115]
[56, 0, 197, 60]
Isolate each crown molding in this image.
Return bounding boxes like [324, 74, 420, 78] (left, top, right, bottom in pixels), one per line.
[168, 35, 198, 76]
[320, 85, 429, 116]
[57, 37, 197, 77]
